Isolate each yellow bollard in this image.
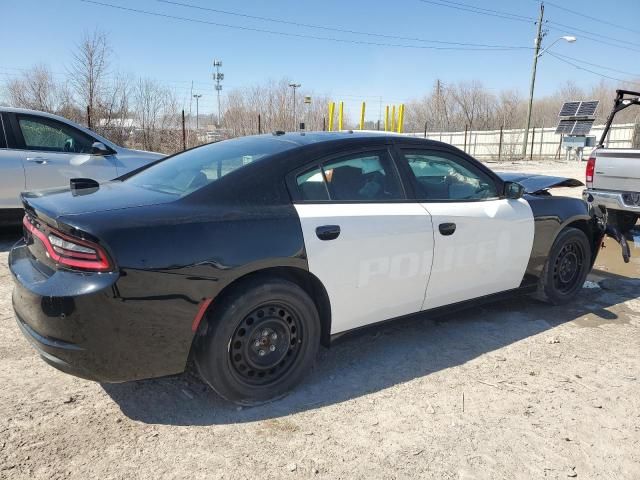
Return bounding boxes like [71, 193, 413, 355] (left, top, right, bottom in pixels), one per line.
[397, 104, 405, 133]
[338, 101, 344, 131]
[384, 106, 389, 132]
[391, 105, 396, 132]
[328, 102, 335, 131]
[360, 102, 366, 130]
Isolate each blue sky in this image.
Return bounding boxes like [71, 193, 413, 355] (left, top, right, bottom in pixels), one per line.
[2, 0, 639, 118]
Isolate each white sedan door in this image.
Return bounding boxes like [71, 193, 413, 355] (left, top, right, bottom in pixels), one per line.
[293, 149, 434, 334]
[397, 149, 534, 310]
[14, 114, 118, 190]
[0, 115, 25, 208]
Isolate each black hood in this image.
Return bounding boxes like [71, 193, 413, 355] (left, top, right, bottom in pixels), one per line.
[496, 172, 584, 194]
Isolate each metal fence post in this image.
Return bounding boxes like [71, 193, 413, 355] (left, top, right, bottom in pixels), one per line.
[463, 124, 468, 153]
[424, 121, 428, 139]
[530, 127, 535, 161]
[181, 109, 186, 151]
[258, 114, 262, 134]
[498, 125, 503, 161]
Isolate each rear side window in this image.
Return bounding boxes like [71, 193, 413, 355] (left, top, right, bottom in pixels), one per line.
[296, 150, 404, 202]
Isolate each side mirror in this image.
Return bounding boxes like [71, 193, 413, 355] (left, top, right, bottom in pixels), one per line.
[504, 181, 525, 199]
[91, 142, 110, 156]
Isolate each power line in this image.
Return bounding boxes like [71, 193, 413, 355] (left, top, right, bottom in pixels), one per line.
[544, 0, 640, 36]
[546, 21, 640, 51]
[418, 0, 535, 24]
[547, 52, 640, 78]
[545, 26, 640, 54]
[419, 0, 640, 53]
[78, 0, 527, 51]
[546, 51, 640, 87]
[157, 0, 529, 49]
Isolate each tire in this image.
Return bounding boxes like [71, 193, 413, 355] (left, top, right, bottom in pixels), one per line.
[536, 227, 592, 305]
[195, 277, 321, 405]
[608, 209, 638, 234]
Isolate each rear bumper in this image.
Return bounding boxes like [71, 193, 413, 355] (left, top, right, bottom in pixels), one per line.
[583, 188, 640, 214]
[10, 240, 198, 383]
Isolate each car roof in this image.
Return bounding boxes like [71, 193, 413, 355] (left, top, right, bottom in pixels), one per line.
[240, 131, 443, 148]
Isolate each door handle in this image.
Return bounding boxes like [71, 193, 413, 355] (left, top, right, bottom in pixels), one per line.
[316, 225, 341, 241]
[26, 157, 48, 164]
[439, 222, 456, 236]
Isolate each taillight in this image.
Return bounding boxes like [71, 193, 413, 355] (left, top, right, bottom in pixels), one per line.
[23, 216, 112, 272]
[586, 155, 596, 189]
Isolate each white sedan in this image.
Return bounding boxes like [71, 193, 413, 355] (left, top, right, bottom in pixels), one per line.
[0, 107, 163, 223]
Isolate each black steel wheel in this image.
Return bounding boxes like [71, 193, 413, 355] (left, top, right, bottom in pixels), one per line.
[229, 304, 303, 386]
[195, 276, 320, 405]
[537, 227, 592, 305]
[552, 241, 585, 294]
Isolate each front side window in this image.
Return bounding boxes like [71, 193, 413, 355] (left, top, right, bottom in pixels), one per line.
[17, 115, 94, 153]
[296, 150, 403, 201]
[401, 150, 498, 201]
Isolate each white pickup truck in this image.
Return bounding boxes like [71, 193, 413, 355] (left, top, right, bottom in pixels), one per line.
[583, 90, 639, 233]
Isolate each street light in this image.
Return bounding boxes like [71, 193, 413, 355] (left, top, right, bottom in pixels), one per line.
[538, 35, 577, 58]
[289, 83, 301, 131]
[522, 29, 577, 157]
[192, 94, 202, 130]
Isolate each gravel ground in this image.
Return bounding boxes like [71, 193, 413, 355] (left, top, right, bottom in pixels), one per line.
[1, 160, 639, 480]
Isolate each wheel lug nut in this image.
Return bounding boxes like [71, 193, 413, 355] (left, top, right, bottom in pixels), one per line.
[262, 330, 269, 337]
[271, 333, 278, 340]
[258, 350, 266, 356]
[269, 345, 276, 352]
[254, 340, 261, 348]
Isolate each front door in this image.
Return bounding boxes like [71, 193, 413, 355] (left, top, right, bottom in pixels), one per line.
[293, 149, 435, 334]
[397, 148, 534, 310]
[13, 114, 118, 190]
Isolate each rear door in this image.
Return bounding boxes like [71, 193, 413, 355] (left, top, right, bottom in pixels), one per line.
[291, 147, 434, 335]
[10, 113, 118, 190]
[0, 113, 26, 208]
[397, 147, 534, 309]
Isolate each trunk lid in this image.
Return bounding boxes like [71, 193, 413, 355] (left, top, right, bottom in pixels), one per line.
[593, 149, 640, 192]
[21, 181, 178, 220]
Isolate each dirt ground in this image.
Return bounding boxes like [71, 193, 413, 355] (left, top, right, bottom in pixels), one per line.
[1, 160, 639, 480]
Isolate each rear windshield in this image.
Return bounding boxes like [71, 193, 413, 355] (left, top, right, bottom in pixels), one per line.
[126, 136, 299, 196]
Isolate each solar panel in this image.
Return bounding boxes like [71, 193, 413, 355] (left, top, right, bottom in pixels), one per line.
[572, 119, 595, 135]
[576, 100, 599, 117]
[559, 102, 581, 117]
[555, 119, 575, 134]
[558, 100, 599, 118]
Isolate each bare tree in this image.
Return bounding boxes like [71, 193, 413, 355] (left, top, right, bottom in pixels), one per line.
[5, 65, 62, 112]
[69, 29, 110, 123]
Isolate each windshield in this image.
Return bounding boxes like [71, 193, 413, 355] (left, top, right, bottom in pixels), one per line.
[126, 136, 299, 196]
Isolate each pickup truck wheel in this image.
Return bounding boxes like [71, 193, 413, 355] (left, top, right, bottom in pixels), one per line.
[536, 227, 591, 305]
[608, 210, 638, 234]
[195, 277, 320, 406]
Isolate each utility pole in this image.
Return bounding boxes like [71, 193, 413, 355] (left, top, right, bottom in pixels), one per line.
[213, 60, 223, 127]
[522, 2, 545, 158]
[289, 83, 301, 131]
[192, 94, 202, 130]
